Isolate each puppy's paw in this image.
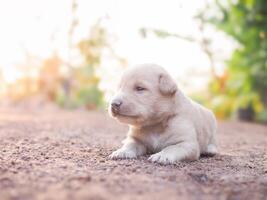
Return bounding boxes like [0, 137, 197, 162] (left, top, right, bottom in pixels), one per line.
[148, 152, 177, 164]
[205, 144, 218, 156]
[109, 148, 137, 160]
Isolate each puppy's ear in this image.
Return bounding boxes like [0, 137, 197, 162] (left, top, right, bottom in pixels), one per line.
[158, 73, 177, 95]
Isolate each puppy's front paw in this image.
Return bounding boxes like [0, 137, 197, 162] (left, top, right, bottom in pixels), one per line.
[148, 152, 177, 164]
[206, 144, 218, 156]
[109, 148, 137, 160]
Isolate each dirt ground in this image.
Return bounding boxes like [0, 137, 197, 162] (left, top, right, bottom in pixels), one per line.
[0, 107, 267, 200]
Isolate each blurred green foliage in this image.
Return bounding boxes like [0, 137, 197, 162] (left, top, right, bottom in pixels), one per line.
[57, 21, 107, 109]
[204, 0, 267, 122]
[56, 67, 104, 109]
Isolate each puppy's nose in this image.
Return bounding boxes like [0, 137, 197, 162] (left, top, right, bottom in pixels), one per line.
[111, 99, 123, 108]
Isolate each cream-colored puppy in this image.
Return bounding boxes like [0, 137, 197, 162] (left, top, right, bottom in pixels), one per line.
[109, 64, 217, 164]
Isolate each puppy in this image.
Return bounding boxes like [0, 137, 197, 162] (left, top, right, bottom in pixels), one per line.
[108, 64, 217, 164]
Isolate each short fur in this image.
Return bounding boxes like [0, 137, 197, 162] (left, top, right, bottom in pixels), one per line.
[108, 63, 218, 164]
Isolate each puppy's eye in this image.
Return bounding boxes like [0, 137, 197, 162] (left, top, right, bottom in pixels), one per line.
[135, 86, 146, 92]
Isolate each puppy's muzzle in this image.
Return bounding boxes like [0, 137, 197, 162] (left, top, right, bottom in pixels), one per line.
[111, 99, 123, 114]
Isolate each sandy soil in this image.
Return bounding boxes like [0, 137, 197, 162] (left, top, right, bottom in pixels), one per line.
[0, 108, 266, 200]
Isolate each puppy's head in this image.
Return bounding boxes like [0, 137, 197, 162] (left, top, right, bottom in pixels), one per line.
[109, 64, 177, 126]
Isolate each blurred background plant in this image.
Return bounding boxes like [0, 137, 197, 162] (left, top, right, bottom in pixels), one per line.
[56, 0, 107, 109]
[205, 0, 267, 122]
[0, 0, 266, 123]
[56, 20, 108, 109]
